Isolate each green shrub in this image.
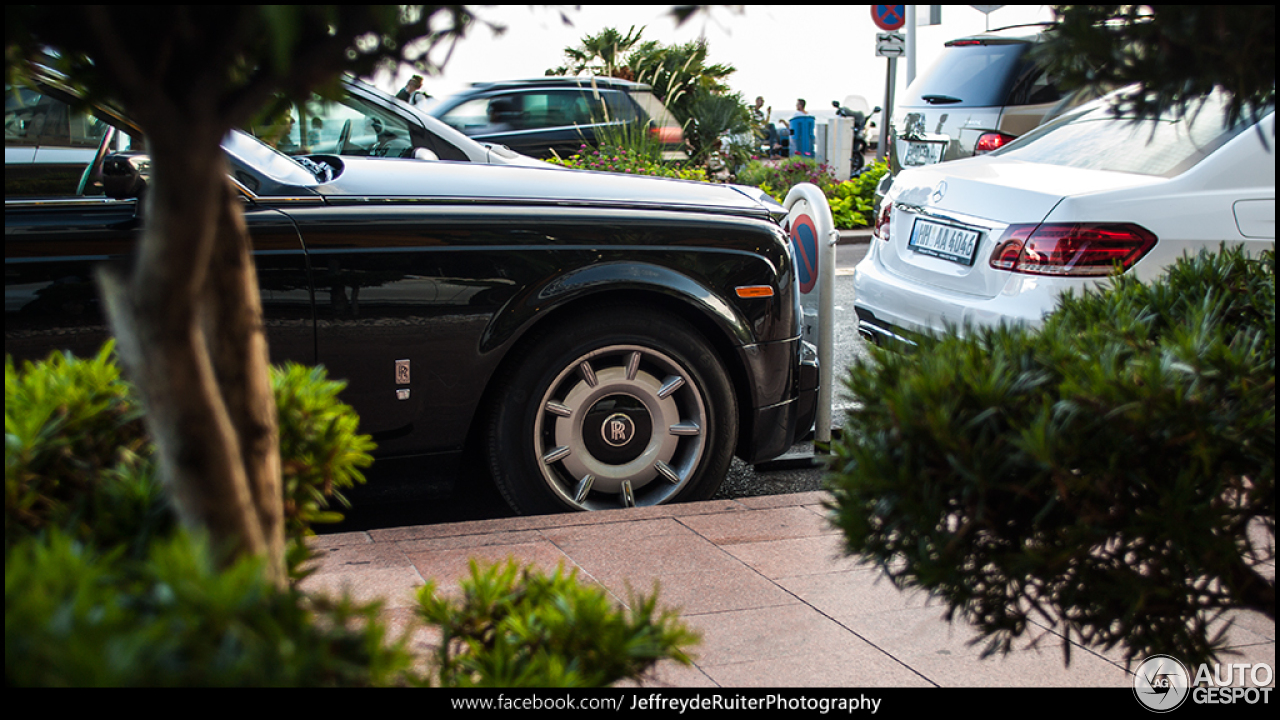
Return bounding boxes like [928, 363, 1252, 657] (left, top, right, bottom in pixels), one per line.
[5, 529, 412, 687]
[737, 157, 839, 200]
[827, 161, 888, 229]
[737, 158, 888, 229]
[5, 349, 374, 559]
[417, 559, 699, 687]
[548, 143, 708, 182]
[6, 348, 398, 686]
[827, 246, 1275, 667]
[273, 364, 375, 542]
[5, 343, 165, 553]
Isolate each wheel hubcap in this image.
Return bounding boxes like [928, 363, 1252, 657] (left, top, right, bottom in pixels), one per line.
[534, 345, 707, 510]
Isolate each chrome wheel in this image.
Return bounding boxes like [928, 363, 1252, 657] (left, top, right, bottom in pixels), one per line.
[534, 345, 707, 510]
[487, 307, 737, 515]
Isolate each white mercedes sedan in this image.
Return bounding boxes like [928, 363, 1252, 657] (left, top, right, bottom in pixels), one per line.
[854, 89, 1275, 345]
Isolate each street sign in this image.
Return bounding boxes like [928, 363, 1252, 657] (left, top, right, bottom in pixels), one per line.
[871, 5, 906, 31]
[876, 32, 905, 57]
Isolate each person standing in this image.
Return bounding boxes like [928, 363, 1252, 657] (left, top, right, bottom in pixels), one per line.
[396, 75, 428, 105]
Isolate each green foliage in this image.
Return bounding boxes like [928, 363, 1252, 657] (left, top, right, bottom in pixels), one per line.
[418, 559, 699, 687]
[548, 143, 708, 182]
[5, 347, 374, 559]
[6, 529, 413, 687]
[546, 25, 647, 78]
[826, 161, 888, 229]
[738, 158, 888, 229]
[547, 25, 747, 166]
[5, 343, 166, 553]
[273, 363, 375, 539]
[627, 37, 737, 130]
[1038, 6, 1274, 128]
[827, 246, 1276, 667]
[737, 157, 840, 198]
[685, 86, 752, 167]
[7, 6, 479, 129]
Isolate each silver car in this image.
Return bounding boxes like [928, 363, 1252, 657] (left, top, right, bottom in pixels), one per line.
[888, 25, 1065, 175]
[254, 76, 552, 167]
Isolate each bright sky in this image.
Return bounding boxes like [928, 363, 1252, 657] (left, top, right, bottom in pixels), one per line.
[373, 5, 1056, 120]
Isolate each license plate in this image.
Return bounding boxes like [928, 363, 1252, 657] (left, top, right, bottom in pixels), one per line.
[908, 219, 980, 266]
[902, 140, 945, 167]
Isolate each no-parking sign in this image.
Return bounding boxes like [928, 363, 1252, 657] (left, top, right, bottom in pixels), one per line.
[871, 5, 906, 31]
[790, 212, 820, 295]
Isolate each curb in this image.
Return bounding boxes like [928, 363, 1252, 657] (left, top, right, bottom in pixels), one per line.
[837, 228, 874, 245]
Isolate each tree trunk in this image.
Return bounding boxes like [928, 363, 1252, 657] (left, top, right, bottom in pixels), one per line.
[97, 133, 285, 585]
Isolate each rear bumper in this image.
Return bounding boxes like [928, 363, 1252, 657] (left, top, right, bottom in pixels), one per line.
[852, 244, 1058, 338]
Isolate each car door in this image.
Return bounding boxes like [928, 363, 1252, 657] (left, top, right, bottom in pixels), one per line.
[287, 201, 522, 457]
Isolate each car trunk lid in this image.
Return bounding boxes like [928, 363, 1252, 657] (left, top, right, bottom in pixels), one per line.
[880, 159, 1160, 298]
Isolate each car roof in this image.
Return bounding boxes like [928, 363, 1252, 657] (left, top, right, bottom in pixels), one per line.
[944, 22, 1055, 46]
[458, 76, 655, 93]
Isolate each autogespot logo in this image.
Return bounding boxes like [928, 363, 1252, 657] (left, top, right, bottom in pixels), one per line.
[1134, 655, 1191, 712]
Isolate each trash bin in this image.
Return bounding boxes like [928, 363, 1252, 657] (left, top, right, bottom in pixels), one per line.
[790, 115, 816, 157]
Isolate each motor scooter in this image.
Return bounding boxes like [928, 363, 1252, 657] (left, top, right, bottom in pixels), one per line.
[832, 99, 880, 177]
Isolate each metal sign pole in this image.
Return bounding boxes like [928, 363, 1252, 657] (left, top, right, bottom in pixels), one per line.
[878, 56, 896, 164]
[872, 6, 906, 165]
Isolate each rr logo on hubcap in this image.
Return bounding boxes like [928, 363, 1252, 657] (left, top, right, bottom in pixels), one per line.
[601, 413, 636, 447]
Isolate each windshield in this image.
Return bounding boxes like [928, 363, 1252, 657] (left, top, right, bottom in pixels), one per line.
[904, 41, 1037, 107]
[222, 129, 331, 192]
[991, 91, 1268, 177]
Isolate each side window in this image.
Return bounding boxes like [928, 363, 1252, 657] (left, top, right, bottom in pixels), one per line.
[5, 86, 108, 150]
[518, 92, 572, 129]
[601, 91, 640, 123]
[5, 85, 136, 198]
[442, 95, 525, 134]
[440, 98, 493, 135]
[1006, 62, 1062, 107]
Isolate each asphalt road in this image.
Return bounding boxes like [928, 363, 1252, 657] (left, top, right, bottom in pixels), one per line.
[324, 241, 872, 532]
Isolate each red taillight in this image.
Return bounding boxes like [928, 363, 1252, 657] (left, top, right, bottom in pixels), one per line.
[649, 126, 684, 145]
[875, 201, 892, 241]
[974, 132, 1015, 155]
[989, 223, 1157, 276]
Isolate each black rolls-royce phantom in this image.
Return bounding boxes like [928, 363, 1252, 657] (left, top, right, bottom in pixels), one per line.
[6, 85, 817, 515]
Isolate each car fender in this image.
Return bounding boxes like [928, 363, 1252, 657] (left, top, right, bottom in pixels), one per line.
[479, 259, 758, 357]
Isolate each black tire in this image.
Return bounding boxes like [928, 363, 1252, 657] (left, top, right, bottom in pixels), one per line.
[487, 307, 738, 514]
[850, 143, 866, 177]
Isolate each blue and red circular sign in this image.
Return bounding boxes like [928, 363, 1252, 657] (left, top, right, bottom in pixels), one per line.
[872, 5, 906, 31]
[790, 213, 819, 295]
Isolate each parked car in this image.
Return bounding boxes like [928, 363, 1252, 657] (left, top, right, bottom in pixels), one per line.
[425, 76, 687, 161]
[887, 25, 1066, 176]
[3, 74, 547, 194]
[855, 88, 1275, 345]
[5, 74, 817, 515]
[247, 76, 552, 167]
